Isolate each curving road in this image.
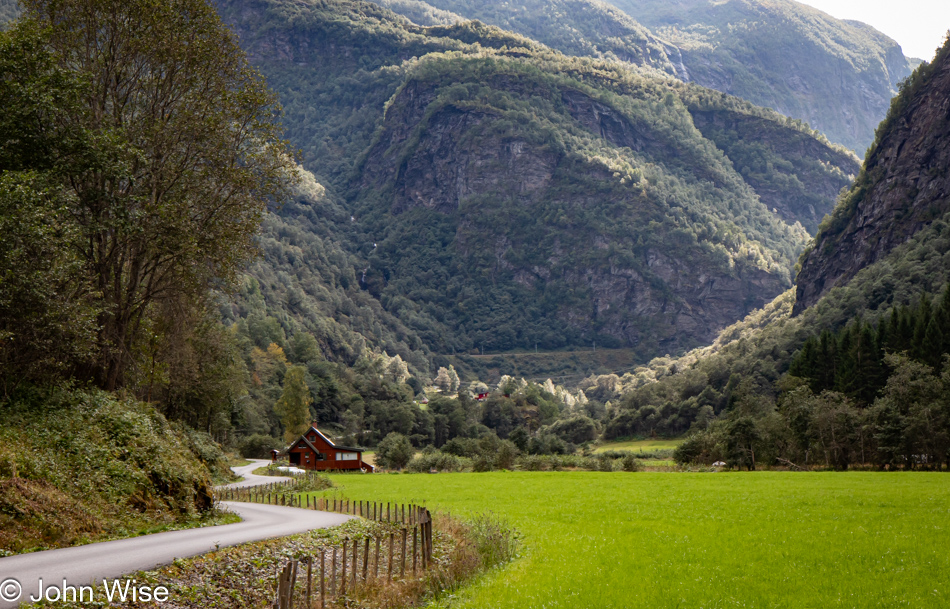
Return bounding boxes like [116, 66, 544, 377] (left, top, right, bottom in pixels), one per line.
[225, 458, 292, 488]
[0, 460, 349, 608]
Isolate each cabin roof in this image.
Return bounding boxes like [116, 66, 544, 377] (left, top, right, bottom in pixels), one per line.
[295, 425, 365, 452]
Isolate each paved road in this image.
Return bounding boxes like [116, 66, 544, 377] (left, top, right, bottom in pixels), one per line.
[0, 461, 348, 608]
[225, 458, 292, 488]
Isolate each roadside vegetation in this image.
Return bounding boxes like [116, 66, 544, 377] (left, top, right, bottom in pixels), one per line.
[0, 0, 295, 549]
[26, 509, 517, 609]
[0, 387, 236, 555]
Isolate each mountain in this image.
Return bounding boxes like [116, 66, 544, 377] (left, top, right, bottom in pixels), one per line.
[604, 0, 917, 153]
[215, 0, 857, 365]
[594, 38, 950, 449]
[380, 0, 682, 76]
[794, 43, 950, 313]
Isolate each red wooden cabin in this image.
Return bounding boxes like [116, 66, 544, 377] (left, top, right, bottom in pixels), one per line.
[287, 424, 373, 472]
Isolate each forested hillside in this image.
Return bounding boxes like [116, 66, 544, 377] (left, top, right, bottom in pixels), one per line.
[795, 45, 950, 312]
[605, 0, 917, 153]
[217, 0, 857, 366]
[369, 0, 917, 154]
[593, 38, 950, 470]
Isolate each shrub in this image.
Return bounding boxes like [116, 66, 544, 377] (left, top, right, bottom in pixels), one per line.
[621, 454, 641, 472]
[240, 434, 284, 459]
[520, 455, 548, 471]
[376, 432, 415, 470]
[406, 450, 462, 473]
[494, 440, 519, 469]
[442, 437, 481, 457]
[547, 415, 598, 444]
[472, 454, 494, 472]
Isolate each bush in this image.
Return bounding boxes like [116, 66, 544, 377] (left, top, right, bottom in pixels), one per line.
[520, 455, 548, 471]
[472, 454, 494, 472]
[406, 450, 462, 473]
[621, 454, 641, 472]
[376, 432, 414, 470]
[494, 440, 519, 469]
[442, 436, 481, 458]
[596, 454, 616, 472]
[239, 434, 284, 459]
[546, 415, 598, 444]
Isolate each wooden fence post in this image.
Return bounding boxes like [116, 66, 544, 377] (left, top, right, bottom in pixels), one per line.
[340, 539, 349, 595]
[362, 537, 369, 581]
[374, 536, 381, 579]
[387, 533, 394, 582]
[320, 551, 326, 609]
[413, 526, 418, 575]
[330, 548, 337, 598]
[400, 528, 407, 578]
[306, 557, 312, 609]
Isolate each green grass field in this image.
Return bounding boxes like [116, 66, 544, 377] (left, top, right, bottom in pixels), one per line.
[310, 472, 950, 608]
[593, 438, 682, 452]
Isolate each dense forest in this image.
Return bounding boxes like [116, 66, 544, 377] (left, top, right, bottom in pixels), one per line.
[604, 0, 918, 153]
[3, 0, 947, 477]
[371, 0, 916, 153]
[590, 39, 950, 469]
[218, 0, 857, 363]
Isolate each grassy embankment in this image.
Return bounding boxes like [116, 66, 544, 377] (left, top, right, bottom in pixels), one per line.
[301, 472, 950, 608]
[0, 387, 238, 555]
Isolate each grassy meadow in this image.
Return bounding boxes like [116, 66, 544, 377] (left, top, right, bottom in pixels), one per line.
[305, 472, 950, 608]
[593, 438, 683, 453]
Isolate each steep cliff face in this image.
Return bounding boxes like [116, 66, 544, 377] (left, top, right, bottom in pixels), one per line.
[214, 0, 859, 363]
[355, 62, 820, 354]
[795, 42, 950, 314]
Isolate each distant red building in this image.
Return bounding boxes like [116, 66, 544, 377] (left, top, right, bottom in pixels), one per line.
[287, 424, 373, 472]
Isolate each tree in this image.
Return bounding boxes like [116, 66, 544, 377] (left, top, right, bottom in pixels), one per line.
[19, 0, 296, 390]
[375, 432, 414, 470]
[0, 27, 97, 394]
[276, 366, 313, 443]
[725, 416, 761, 470]
[434, 365, 460, 393]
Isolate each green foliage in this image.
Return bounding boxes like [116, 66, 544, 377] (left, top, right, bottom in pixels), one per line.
[407, 449, 464, 472]
[275, 365, 314, 442]
[211, 0, 854, 369]
[12, 0, 297, 392]
[0, 387, 228, 553]
[375, 431, 415, 469]
[607, 0, 916, 152]
[545, 415, 597, 445]
[239, 434, 284, 459]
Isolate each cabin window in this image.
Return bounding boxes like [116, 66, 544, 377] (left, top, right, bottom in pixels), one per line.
[309, 434, 316, 442]
[315, 452, 326, 461]
[337, 452, 358, 461]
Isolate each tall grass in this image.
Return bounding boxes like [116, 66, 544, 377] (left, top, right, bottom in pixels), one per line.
[324, 471, 950, 608]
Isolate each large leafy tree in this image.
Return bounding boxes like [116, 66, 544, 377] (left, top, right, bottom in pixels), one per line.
[14, 0, 296, 390]
[0, 25, 97, 395]
[276, 365, 313, 443]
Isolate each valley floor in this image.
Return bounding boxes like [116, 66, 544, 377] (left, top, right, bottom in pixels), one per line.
[313, 471, 950, 608]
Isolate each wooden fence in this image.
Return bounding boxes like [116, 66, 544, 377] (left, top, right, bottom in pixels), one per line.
[218, 486, 434, 609]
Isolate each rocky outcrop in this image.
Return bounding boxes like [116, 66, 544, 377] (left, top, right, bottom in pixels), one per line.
[794, 44, 950, 314]
[357, 76, 799, 352]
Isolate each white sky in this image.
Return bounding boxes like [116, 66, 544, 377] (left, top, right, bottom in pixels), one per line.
[796, 0, 950, 60]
